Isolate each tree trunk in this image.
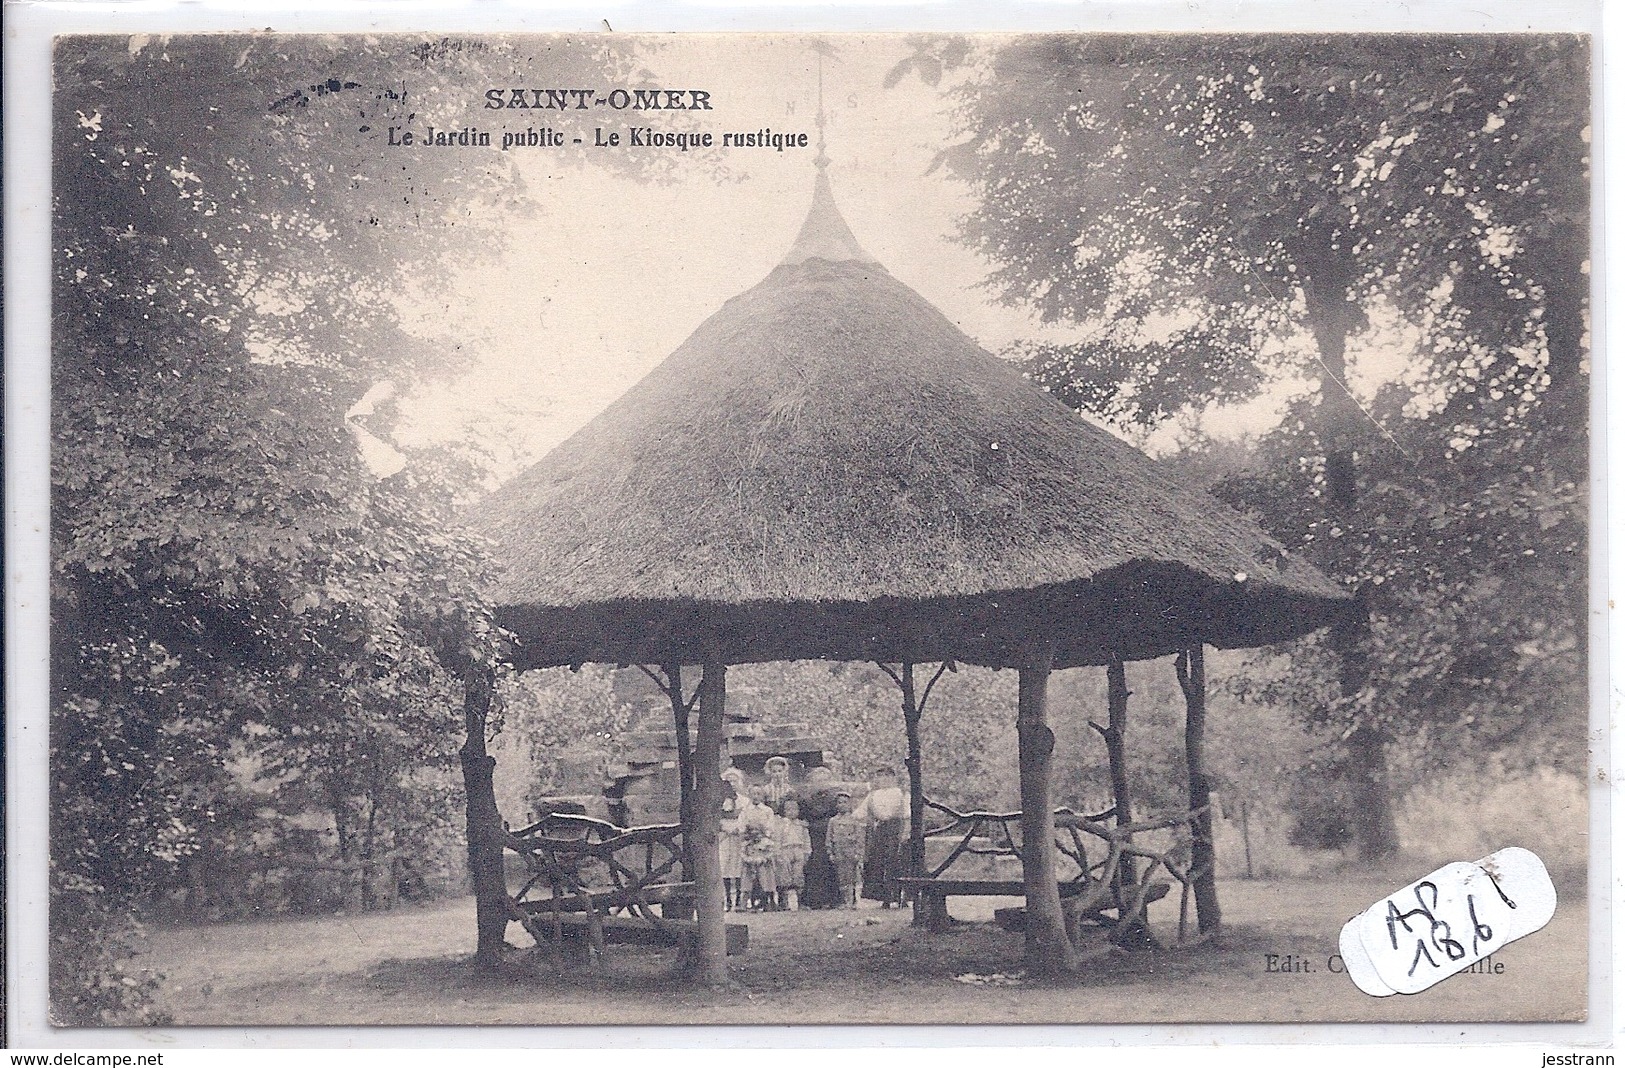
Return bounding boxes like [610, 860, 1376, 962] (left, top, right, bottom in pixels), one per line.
[1239, 799, 1254, 880]
[1105, 660, 1134, 892]
[1344, 722, 1399, 859]
[1307, 276, 1399, 860]
[664, 663, 695, 879]
[1016, 645, 1074, 975]
[459, 666, 512, 969]
[361, 784, 380, 911]
[1526, 232, 1587, 393]
[1330, 592, 1398, 860]
[688, 662, 729, 987]
[1177, 645, 1220, 933]
[330, 784, 351, 862]
[331, 785, 366, 913]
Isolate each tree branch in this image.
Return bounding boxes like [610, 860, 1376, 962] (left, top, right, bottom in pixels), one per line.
[918, 661, 953, 714]
[635, 663, 672, 697]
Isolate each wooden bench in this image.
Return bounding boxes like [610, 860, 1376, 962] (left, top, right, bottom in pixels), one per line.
[903, 799, 1203, 944]
[896, 876, 1169, 934]
[991, 880, 1171, 932]
[515, 881, 691, 915]
[896, 877, 1103, 907]
[523, 912, 750, 962]
[506, 814, 752, 962]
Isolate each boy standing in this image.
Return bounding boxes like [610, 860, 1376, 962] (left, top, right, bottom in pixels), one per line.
[826, 789, 865, 909]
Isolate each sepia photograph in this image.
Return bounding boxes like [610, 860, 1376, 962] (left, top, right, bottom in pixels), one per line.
[44, 30, 1591, 1029]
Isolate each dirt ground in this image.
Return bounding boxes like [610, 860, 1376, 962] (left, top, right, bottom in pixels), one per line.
[139, 866, 1588, 1027]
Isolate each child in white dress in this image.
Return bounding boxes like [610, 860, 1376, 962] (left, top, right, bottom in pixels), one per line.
[719, 769, 746, 911]
[774, 798, 812, 910]
[741, 785, 777, 911]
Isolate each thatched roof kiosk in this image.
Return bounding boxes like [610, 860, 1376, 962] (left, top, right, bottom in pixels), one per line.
[464, 162, 1350, 982]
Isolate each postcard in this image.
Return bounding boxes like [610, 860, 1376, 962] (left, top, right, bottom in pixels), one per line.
[41, 29, 1592, 1030]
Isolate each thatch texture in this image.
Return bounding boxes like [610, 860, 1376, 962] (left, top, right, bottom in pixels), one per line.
[469, 177, 1349, 670]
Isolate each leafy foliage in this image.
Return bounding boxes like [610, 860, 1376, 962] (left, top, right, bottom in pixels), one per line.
[897, 34, 1589, 853]
[914, 34, 1586, 423]
[49, 34, 655, 1021]
[1212, 371, 1587, 779]
[498, 665, 641, 814]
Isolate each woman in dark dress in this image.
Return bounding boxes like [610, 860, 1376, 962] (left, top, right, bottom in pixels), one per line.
[858, 767, 907, 907]
[796, 767, 843, 909]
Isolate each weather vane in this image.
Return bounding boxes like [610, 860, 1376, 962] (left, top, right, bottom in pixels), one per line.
[814, 50, 829, 170]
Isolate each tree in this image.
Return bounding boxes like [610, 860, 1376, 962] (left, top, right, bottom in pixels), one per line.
[241, 457, 500, 907]
[897, 33, 1588, 857]
[50, 33, 661, 1017]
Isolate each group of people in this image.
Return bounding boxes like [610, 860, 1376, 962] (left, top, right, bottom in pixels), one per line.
[717, 760, 910, 912]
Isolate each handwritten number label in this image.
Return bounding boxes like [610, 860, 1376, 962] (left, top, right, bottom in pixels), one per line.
[1358, 862, 1516, 993]
[1467, 894, 1496, 956]
[1384, 879, 1472, 978]
[1486, 868, 1519, 910]
[1407, 936, 1436, 978]
[1340, 847, 1555, 997]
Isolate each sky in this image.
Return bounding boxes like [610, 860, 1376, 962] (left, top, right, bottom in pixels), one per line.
[384, 34, 1418, 479]
[393, 36, 1070, 475]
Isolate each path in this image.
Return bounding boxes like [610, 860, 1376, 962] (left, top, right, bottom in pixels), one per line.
[138, 871, 1587, 1026]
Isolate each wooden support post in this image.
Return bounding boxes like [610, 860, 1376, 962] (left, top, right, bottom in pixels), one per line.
[459, 665, 512, 970]
[878, 661, 953, 930]
[664, 663, 695, 878]
[1105, 660, 1135, 892]
[689, 661, 729, 986]
[1176, 644, 1221, 933]
[898, 665, 938, 928]
[1016, 643, 1075, 975]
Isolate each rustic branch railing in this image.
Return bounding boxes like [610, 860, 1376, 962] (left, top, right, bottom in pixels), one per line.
[505, 812, 690, 960]
[917, 797, 1212, 946]
[176, 848, 427, 918]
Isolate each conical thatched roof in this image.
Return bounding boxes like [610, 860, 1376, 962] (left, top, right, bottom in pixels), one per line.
[469, 173, 1349, 671]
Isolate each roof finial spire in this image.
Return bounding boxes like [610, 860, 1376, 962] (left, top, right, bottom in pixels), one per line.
[781, 43, 874, 265]
[814, 50, 829, 171]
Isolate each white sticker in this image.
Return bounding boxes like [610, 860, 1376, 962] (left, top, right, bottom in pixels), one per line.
[1337, 917, 1395, 997]
[1339, 847, 1557, 997]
